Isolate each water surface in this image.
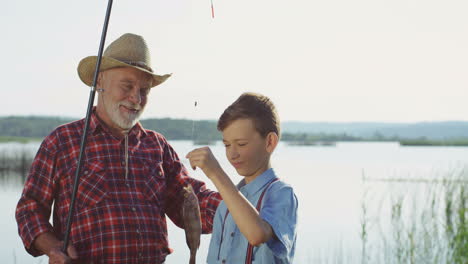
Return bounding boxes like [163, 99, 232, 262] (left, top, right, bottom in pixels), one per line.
[1, 141, 467, 263]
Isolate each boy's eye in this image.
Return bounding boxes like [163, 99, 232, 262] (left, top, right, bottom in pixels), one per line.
[238, 143, 247, 147]
[224, 144, 231, 148]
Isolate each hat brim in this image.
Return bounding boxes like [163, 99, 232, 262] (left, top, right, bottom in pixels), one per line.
[77, 56, 171, 88]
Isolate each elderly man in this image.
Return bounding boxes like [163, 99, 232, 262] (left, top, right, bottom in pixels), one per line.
[16, 33, 221, 264]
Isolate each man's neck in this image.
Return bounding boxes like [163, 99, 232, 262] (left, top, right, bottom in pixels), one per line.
[95, 111, 130, 139]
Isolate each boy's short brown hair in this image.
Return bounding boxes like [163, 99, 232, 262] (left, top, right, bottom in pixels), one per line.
[217, 92, 280, 138]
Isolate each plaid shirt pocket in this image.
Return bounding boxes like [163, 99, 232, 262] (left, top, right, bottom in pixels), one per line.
[142, 161, 166, 209]
[67, 160, 108, 209]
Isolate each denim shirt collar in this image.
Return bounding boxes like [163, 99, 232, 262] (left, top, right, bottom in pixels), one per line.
[237, 168, 277, 196]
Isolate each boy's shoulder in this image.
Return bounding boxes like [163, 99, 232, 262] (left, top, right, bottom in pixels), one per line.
[268, 177, 296, 197]
[263, 177, 298, 213]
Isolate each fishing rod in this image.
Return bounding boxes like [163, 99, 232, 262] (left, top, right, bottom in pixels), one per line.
[62, 0, 114, 253]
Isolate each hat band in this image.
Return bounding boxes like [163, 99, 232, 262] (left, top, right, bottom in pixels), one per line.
[120, 60, 153, 73]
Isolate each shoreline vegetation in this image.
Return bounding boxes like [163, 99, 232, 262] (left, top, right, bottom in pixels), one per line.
[5, 133, 468, 147]
[3, 135, 468, 147]
[399, 139, 468, 147]
[361, 169, 468, 263]
[0, 136, 42, 143]
[0, 149, 32, 176]
[0, 116, 467, 146]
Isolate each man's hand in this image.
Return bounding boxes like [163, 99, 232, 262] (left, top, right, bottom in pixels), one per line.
[186, 147, 223, 179]
[34, 232, 79, 264]
[47, 244, 78, 264]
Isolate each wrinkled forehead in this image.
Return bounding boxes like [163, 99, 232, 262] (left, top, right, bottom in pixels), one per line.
[102, 67, 153, 87]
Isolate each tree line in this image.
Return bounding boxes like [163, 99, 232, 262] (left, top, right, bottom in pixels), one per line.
[0, 116, 375, 141]
[1, 116, 467, 146]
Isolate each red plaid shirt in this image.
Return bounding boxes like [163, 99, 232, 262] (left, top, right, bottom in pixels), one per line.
[16, 110, 221, 263]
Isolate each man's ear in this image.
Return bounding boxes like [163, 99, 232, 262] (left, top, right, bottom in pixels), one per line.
[266, 132, 279, 153]
[96, 72, 104, 90]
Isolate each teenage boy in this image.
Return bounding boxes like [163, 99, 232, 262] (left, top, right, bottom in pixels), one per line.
[186, 92, 298, 264]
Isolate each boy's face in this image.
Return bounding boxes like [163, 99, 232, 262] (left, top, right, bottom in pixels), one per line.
[222, 118, 272, 182]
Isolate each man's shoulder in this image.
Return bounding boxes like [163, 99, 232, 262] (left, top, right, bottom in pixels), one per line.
[48, 118, 84, 137]
[141, 128, 168, 141]
[39, 118, 84, 153]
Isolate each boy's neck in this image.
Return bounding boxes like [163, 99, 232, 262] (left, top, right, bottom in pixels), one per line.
[244, 166, 271, 184]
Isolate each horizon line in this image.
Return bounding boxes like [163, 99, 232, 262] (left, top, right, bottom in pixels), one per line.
[1, 115, 468, 124]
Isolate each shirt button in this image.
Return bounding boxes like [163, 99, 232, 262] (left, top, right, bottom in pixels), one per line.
[126, 183, 130, 187]
[158, 171, 162, 176]
[136, 229, 140, 233]
[132, 207, 136, 212]
[83, 171, 88, 175]
[230, 232, 234, 237]
[222, 259, 226, 264]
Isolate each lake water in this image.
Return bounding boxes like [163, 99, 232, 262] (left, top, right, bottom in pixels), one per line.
[1, 140, 467, 263]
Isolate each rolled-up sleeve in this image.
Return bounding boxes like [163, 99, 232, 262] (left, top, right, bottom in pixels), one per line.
[15, 134, 58, 256]
[261, 184, 298, 259]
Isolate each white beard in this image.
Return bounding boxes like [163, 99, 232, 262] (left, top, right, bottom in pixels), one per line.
[104, 99, 144, 130]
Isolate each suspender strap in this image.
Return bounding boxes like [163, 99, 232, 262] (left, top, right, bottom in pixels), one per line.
[218, 178, 280, 263]
[245, 178, 279, 264]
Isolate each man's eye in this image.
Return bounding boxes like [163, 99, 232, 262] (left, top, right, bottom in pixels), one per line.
[141, 89, 150, 96]
[122, 85, 132, 91]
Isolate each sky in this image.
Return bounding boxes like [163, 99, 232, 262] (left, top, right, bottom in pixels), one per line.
[1, 0, 467, 122]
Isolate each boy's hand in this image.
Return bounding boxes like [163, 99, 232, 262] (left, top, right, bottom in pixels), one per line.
[186, 147, 223, 179]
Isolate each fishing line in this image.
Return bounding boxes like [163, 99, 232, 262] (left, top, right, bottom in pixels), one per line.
[191, 101, 198, 145]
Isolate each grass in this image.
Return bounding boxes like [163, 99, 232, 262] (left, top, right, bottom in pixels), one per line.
[361, 167, 468, 263]
[0, 136, 42, 143]
[399, 138, 468, 147]
[0, 149, 33, 176]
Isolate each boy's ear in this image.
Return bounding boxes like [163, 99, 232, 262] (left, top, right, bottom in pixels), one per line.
[265, 132, 279, 153]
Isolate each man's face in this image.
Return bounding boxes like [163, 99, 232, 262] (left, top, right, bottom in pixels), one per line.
[96, 67, 153, 130]
[222, 118, 271, 180]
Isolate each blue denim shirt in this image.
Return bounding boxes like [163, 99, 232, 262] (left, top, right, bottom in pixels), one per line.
[207, 168, 298, 264]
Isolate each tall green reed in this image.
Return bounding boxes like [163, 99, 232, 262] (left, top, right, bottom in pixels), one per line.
[361, 167, 468, 264]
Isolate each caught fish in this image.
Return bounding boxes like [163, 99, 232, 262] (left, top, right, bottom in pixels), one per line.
[182, 185, 202, 264]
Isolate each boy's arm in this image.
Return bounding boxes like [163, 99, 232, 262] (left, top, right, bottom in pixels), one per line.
[161, 139, 221, 233]
[186, 147, 273, 246]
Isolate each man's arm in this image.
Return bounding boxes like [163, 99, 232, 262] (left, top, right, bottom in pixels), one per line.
[15, 133, 61, 256]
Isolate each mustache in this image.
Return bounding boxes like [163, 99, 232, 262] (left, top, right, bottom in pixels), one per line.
[119, 102, 143, 111]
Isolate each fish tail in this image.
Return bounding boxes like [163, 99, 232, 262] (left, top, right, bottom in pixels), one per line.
[189, 251, 196, 264]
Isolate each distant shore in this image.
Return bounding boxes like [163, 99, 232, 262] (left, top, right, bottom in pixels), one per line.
[399, 139, 468, 147]
[2, 135, 468, 147]
[0, 136, 42, 143]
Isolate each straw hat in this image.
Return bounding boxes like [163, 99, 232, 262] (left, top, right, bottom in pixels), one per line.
[77, 33, 171, 88]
